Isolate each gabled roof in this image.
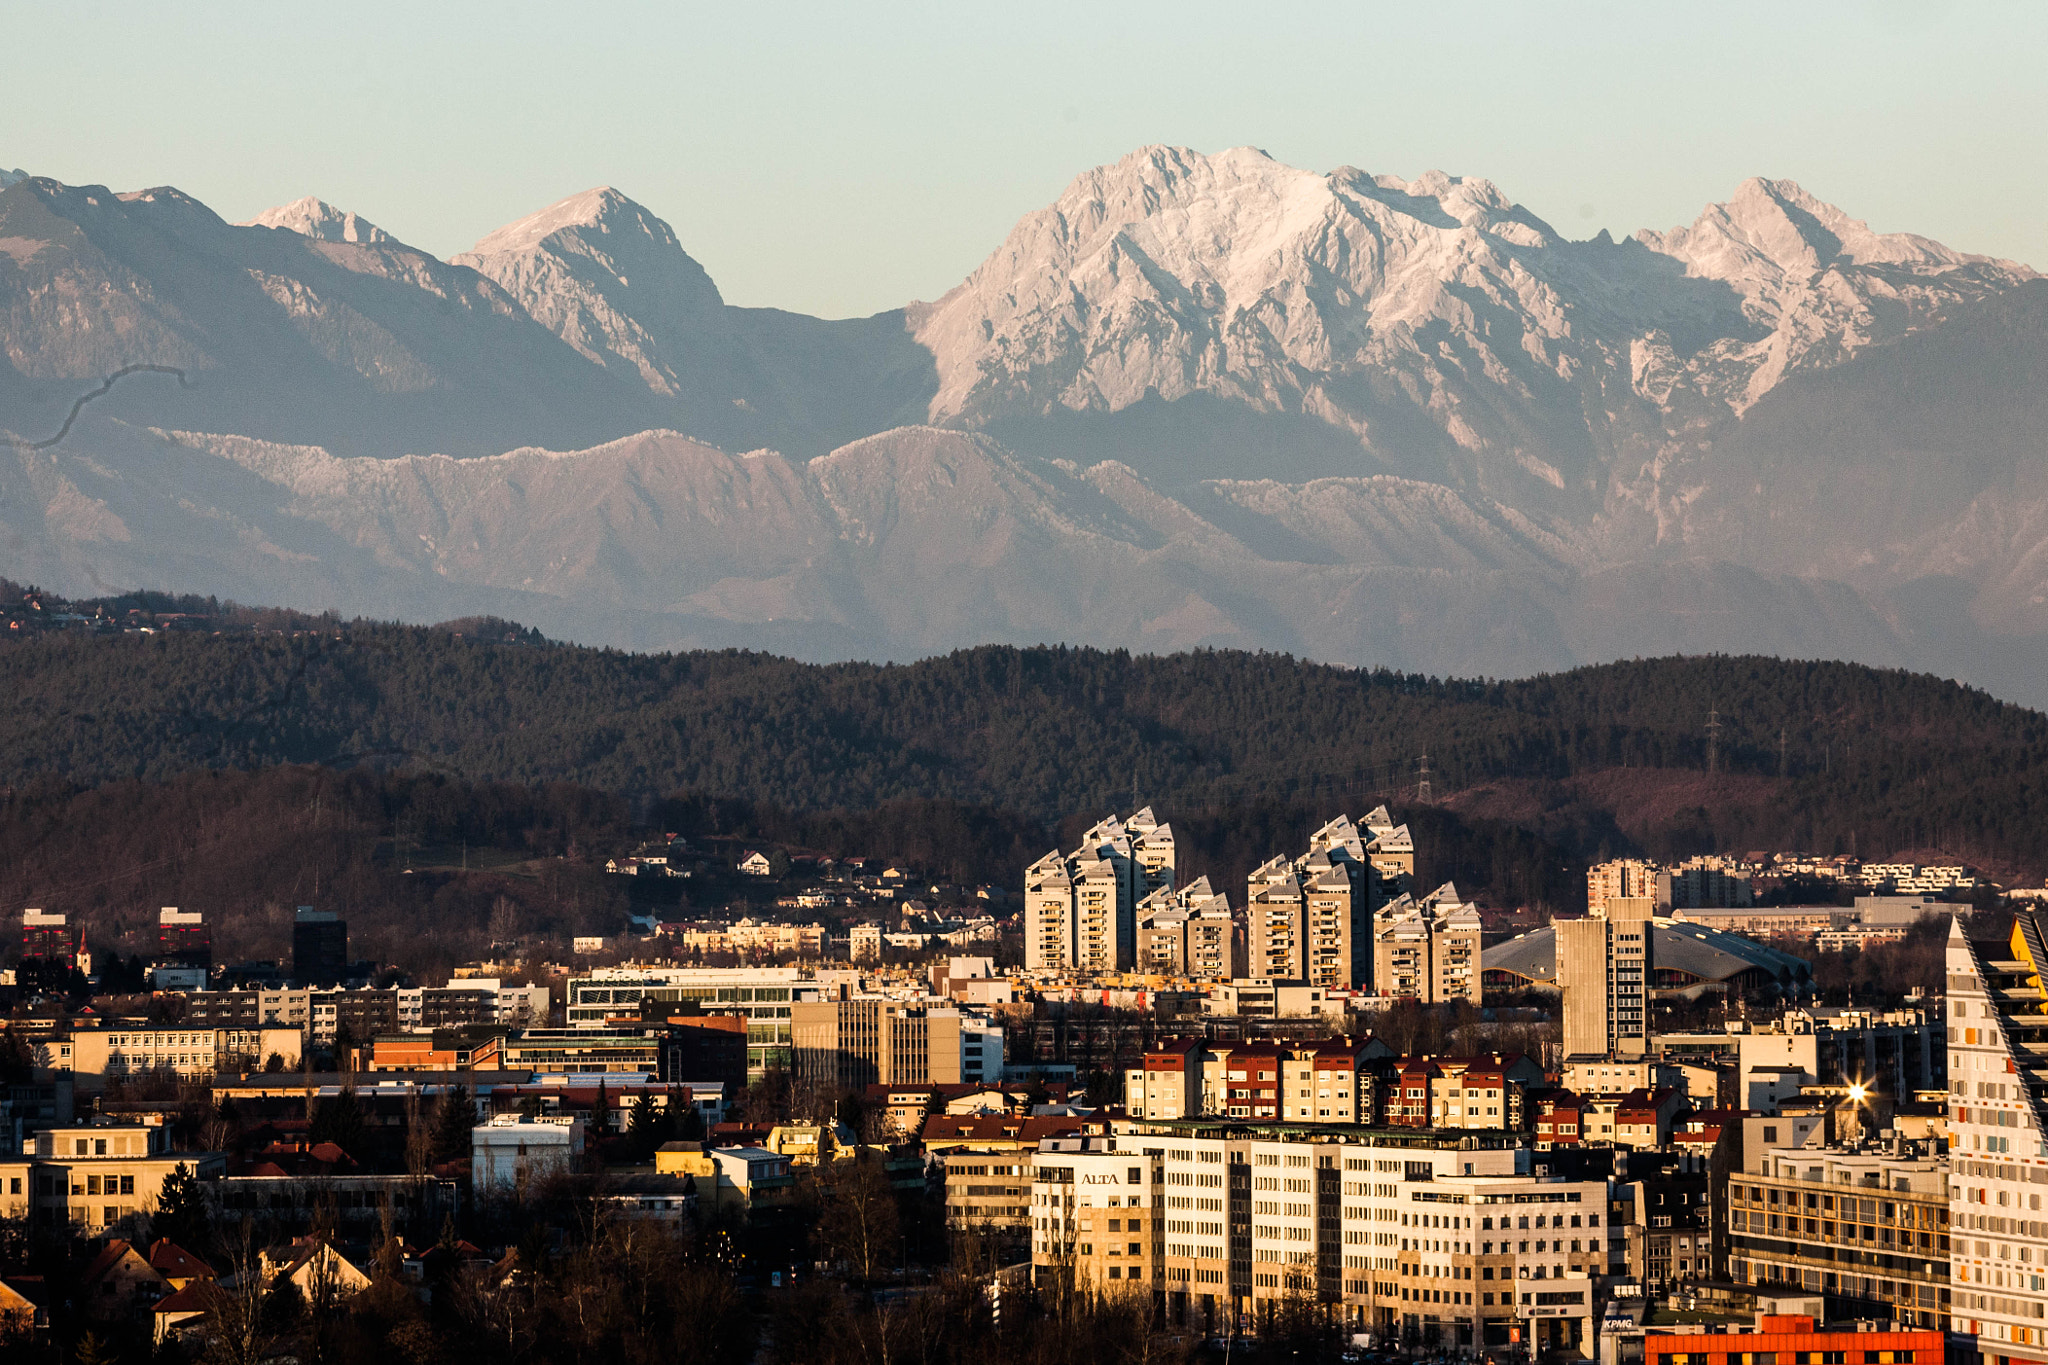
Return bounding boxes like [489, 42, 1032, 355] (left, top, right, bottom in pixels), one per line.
[80, 1239, 158, 1290]
[153, 1280, 229, 1318]
[147, 1240, 213, 1280]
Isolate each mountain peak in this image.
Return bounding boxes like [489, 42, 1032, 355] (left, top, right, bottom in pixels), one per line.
[452, 186, 723, 398]
[1637, 175, 2017, 281]
[240, 195, 394, 245]
[464, 186, 676, 258]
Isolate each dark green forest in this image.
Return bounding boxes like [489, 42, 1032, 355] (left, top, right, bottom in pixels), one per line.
[1, 620, 2042, 878]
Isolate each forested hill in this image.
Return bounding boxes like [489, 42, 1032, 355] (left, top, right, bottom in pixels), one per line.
[0, 622, 2043, 877]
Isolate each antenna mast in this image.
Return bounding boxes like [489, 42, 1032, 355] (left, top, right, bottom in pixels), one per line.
[1706, 706, 1721, 774]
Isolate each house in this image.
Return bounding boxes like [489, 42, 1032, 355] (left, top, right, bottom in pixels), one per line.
[0, 1275, 46, 1335]
[78, 1239, 165, 1322]
[259, 1236, 371, 1303]
[146, 1240, 214, 1291]
[152, 1281, 227, 1343]
[738, 851, 774, 877]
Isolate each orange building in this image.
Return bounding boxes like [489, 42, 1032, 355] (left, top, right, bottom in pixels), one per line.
[363, 1029, 506, 1071]
[1644, 1316, 1941, 1365]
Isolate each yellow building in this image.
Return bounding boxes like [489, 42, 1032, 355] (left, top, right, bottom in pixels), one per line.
[0, 1122, 225, 1230]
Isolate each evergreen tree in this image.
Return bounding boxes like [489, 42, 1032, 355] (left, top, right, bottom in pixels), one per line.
[153, 1161, 212, 1252]
[430, 1085, 475, 1163]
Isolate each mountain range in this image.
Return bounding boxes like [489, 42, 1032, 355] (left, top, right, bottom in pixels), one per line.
[3, 147, 2046, 701]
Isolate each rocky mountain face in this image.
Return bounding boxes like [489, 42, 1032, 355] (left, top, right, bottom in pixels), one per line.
[2, 149, 2045, 705]
[241, 196, 396, 245]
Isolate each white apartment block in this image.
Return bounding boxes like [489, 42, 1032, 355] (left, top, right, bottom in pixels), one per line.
[1945, 914, 2048, 1365]
[1373, 881, 1482, 1004]
[1026, 809, 1171, 973]
[1138, 876, 1241, 978]
[1032, 1123, 1609, 1356]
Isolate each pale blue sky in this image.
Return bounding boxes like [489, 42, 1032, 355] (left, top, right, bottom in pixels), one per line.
[6, 1, 2044, 317]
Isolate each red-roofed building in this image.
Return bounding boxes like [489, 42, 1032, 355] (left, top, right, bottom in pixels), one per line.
[1614, 1088, 1688, 1148]
[146, 1240, 214, 1290]
[1535, 1091, 1586, 1148]
[1220, 1041, 1285, 1119]
[152, 1280, 227, 1343]
[919, 1113, 1082, 1153]
[1127, 1038, 1211, 1119]
[1386, 1058, 1440, 1127]
[78, 1239, 164, 1322]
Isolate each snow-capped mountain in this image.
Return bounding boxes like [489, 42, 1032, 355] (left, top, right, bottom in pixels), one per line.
[3, 149, 2046, 706]
[452, 186, 726, 396]
[913, 147, 2030, 503]
[241, 195, 396, 245]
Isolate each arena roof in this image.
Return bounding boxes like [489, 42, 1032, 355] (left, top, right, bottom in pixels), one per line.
[1482, 919, 1811, 989]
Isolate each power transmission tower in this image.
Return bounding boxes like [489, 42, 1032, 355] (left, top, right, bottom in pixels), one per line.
[1706, 706, 1721, 774]
[1416, 752, 1433, 803]
[1778, 728, 1787, 778]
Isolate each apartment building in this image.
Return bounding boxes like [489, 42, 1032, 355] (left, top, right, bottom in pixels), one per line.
[1246, 857, 1307, 981]
[1360, 806, 1415, 886]
[1945, 911, 2048, 1365]
[0, 1122, 225, 1230]
[1137, 876, 1242, 978]
[1724, 1008, 1944, 1110]
[1726, 1138, 1950, 1330]
[1034, 1121, 1612, 1356]
[1241, 815, 1394, 992]
[1025, 809, 1172, 973]
[1588, 860, 1663, 916]
[1372, 882, 1482, 1004]
[1558, 897, 1655, 1059]
[1616, 1149, 1714, 1295]
[790, 997, 1003, 1089]
[1126, 1037, 1406, 1125]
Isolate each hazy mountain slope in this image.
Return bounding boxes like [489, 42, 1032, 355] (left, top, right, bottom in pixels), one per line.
[4, 151, 2047, 707]
[0, 177, 657, 456]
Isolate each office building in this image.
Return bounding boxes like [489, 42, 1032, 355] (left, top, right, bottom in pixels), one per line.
[291, 907, 347, 986]
[1372, 881, 1482, 1004]
[1137, 876, 1242, 978]
[471, 1116, 583, 1192]
[1557, 896, 1655, 1059]
[154, 908, 211, 968]
[561, 966, 850, 1078]
[1036, 1120, 1615, 1356]
[1726, 1137, 1950, 1328]
[790, 997, 1003, 1089]
[17, 908, 76, 992]
[66, 1025, 303, 1090]
[1945, 911, 2048, 1365]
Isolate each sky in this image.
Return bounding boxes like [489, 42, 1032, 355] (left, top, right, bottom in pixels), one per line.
[5, 1, 2046, 318]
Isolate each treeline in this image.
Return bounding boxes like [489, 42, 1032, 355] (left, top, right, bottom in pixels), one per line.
[0, 765, 1599, 971]
[2, 623, 2045, 875]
